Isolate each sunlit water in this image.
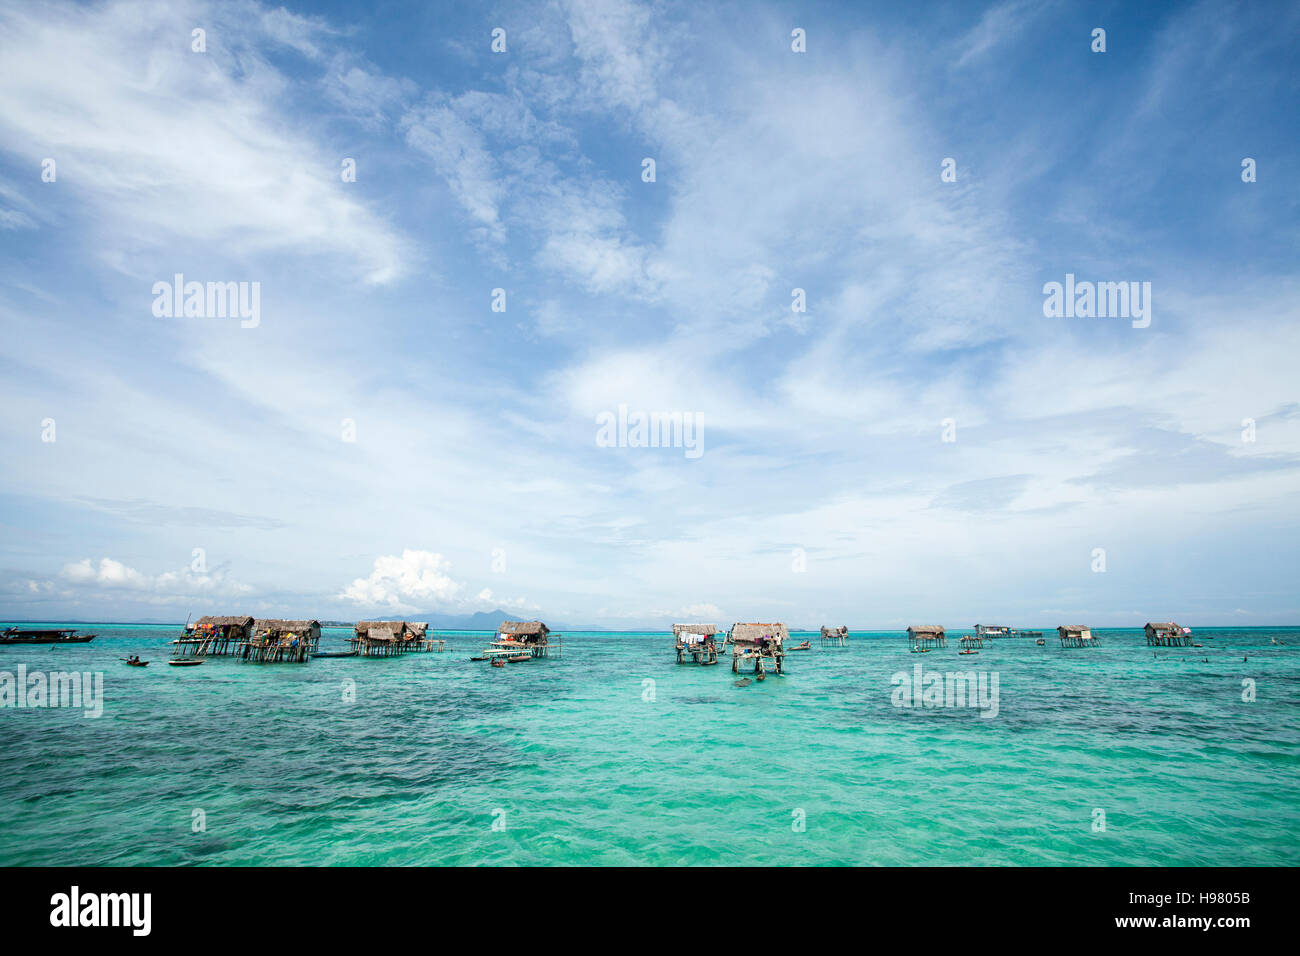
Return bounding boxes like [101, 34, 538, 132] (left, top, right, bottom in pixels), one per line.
[1, 624, 1297, 865]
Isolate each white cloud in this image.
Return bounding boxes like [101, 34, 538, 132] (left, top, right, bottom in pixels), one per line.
[953, 1, 1043, 68]
[341, 549, 463, 610]
[0, 0, 411, 284]
[56, 557, 251, 599]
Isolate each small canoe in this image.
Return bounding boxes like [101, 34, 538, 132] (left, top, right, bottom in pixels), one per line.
[959, 650, 978, 655]
[507, 654, 530, 663]
[470, 656, 489, 662]
[168, 658, 205, 667]
[312, 651, 358, 658]
[125, 661, 149, 667]
[1035, 639, 1045, 646]
[490, 658, 505, 668]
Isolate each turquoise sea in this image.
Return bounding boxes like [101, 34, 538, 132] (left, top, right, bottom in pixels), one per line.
[1, 624, 1297, 866]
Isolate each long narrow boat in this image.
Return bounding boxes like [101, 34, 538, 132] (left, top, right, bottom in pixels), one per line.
[311, 650, 358, 658]
[1, 627, 96, 644]
[168, 658, 205, 667]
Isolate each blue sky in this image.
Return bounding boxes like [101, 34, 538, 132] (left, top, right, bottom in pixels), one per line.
[1, 0, 1297, 627]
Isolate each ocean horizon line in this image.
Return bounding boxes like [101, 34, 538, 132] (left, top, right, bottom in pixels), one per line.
[5, 618, 1300, 631]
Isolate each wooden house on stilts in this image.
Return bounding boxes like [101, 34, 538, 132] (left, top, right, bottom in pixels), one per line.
[1145, 622, 1191, 647]
[173, 615, 253, 658]
[485, 621, 560, 660]
[974, 624, 1010, 641]
[907, 625, 946, 650]
[238, 619, 320, 663]
[729, 622, 788, 675]
[350, 621, 443, 656]
[1057, 625, 1099, 648]
[673, 624, 719, 664]
[820, 625, 849, 647]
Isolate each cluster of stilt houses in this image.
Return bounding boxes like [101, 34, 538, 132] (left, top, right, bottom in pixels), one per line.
[175, 616, 320, 663]
[671, 622, 793, 673]
[164, 613, 1196, 671]
[896, 622, 1192, 653]
[174, 615, 442, 663]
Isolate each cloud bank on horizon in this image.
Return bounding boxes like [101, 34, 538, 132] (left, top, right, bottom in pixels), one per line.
[1, 0, 1297, 628]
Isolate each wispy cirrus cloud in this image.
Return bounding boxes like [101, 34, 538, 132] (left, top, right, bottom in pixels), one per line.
[0, 0, 411, 283]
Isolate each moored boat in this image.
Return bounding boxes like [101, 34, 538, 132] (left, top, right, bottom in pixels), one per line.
[168, 658, 205, 667]
[1, 627, 96, 644]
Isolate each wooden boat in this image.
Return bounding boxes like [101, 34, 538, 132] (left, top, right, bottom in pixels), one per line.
[1035, 639, 1045, 646]
[507, 654, 531, 663]
[791, 641, 812, 651]
[490, 658, 505, 668]
[168, 658, 205, 667]
[1, 627, 96, 644]
[311, 650, 358, 658]
[959, 649, 978, 655]
[120, 658, 149, 667]
[470, 656, 489, 661]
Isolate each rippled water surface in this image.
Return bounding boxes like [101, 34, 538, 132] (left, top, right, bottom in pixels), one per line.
[1, 624, 1297, 865]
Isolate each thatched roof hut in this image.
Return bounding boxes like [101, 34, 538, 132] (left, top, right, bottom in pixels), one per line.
[728, 622, 788, 674]
[673, 623, 718, 643]
[354, 621, 400, 643]
[729, 622, 788, 648]
[253, 619, 321, 644]
[350, 620, 437, 656]
[192, 615, 253, 637]
[1145, 621, 1189, 646]
[354, 620, 427, 642]
[906, 624, 946, 649]
[907, 625, 945, 639]
[1057, 624, 1098, 647]
[673, 624, 719, 664]
[496, 620, 551, 645]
